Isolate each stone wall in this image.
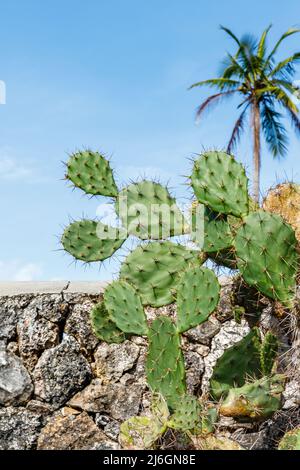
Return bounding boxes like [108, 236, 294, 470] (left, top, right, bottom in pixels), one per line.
[0, 280, 299, 450]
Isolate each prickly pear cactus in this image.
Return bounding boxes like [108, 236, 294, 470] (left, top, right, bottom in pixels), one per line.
[210, 328, 262, 400]
[219, 375, 285, 420]
[191, 151, 249, 217]
[168, 395, 202, 432]
[66, 150, 118, 196]
[62, 220, 126, 262]
[235, 211, 298, 306]
[260, 332, 278, 376]
[103, 280, 148, 335]
[176, 265, 220, 332]
[120, 241, 203, 307]
[278, 427, 300, 450]
[146, 316, 186, 409]
[119, 415, 167, 450]
[192, 203, 233, 253]
[90, 302, 126, 343]
[116, 181, 187, 240]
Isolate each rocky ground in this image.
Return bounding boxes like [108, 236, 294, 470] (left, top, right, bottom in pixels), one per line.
[0, 279, 299, 450]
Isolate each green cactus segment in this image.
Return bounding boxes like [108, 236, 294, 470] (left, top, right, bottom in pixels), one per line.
[210, 328, 262, 400]
[120, 241, 202, 307]
[192, 204, 233, 253]
[260, 333, 279, 376]
[146, 316, 186, 409]
[176, 266, 220, 332]
[62, 220, 126, 262]
[278, 427, 300, 450]
[191, 151, 249, 218]
[119, 415, 167, 450]
[150, 393, 170, 424]
[103, 281, 148, 336]
[220, 375, 284, 420]
[90, 302, 125, 344]
[116, 181, 187, 240]
[235, 211, 298, 306]
[66, 150, 118, 197]
[168, 395, 202, 432]
[201, 407, 218, 435]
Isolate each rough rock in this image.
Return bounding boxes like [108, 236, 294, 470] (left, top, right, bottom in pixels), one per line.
[184, 319, 220, 345]
[103, 420, 120, 441]
[111, 375, 144, 421]
[25, 294, 69, 323]
[0, 349, 33, 405]
[231, 430, 267, 450]
[68, 379, 114, 412]
[64, 299, 99, 356]
[0, 407, 43, 450]
[33, 335, 91, 407]
[68, 377, 143, 420]
[0, 297, 25, 341]
[215, 279, 234, 322]
[183, 350, 204, 394]
[37, 409, 119, 450]
[26, 399, 55, 415]
[17, 310, 59, 370]
[94, 340, 140, 383]
[7, 341, 19, 355]
[283, 380, 300, 409]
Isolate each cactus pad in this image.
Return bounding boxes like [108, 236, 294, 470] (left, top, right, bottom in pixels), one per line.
[210, 328, 262, 400]
[168, 394, 202, 432]
[235, 211, 298, 306]
[119, 415, 167, 450]
[191, 203, 233, 253]
[116, 181, 187, 240]
[146, 316, 186, 409]
[66, 150, 118, 196]
[191, 151, 249, 217]
[260, 332, 278, 376]
[104, 281, 148, 335]
[120, 241, 202, 307]
[90, 302, 125, 343]
[62, 220, 126, 262]
[278, 427, 300, 450]
[219, 375, 284, 420]
[176, 266, 220, 332]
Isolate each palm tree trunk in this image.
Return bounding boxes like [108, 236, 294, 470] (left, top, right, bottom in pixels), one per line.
[251, 100, 261, 204]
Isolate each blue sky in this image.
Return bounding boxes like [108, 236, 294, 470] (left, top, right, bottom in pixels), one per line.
[0, 0, 300, 281]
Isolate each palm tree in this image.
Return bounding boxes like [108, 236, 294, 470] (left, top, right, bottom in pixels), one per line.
[189, 26, 300, 203]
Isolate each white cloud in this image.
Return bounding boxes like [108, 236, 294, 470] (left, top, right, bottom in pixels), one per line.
[0, 156, 33, 181]
[0, 260, 42, 281]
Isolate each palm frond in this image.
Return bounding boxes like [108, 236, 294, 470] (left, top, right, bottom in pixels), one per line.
[261, 100, 288, 157]
[266, 28, 300, 64]
[257, 24, 272, 58]
[195, 90, 236, 121]
[271, 53, 300, 78]
[220, 25, 241, 47]
[188, 78, 240, 91]
[286, 107, 300, 136]
[227, 104, 249, 152]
